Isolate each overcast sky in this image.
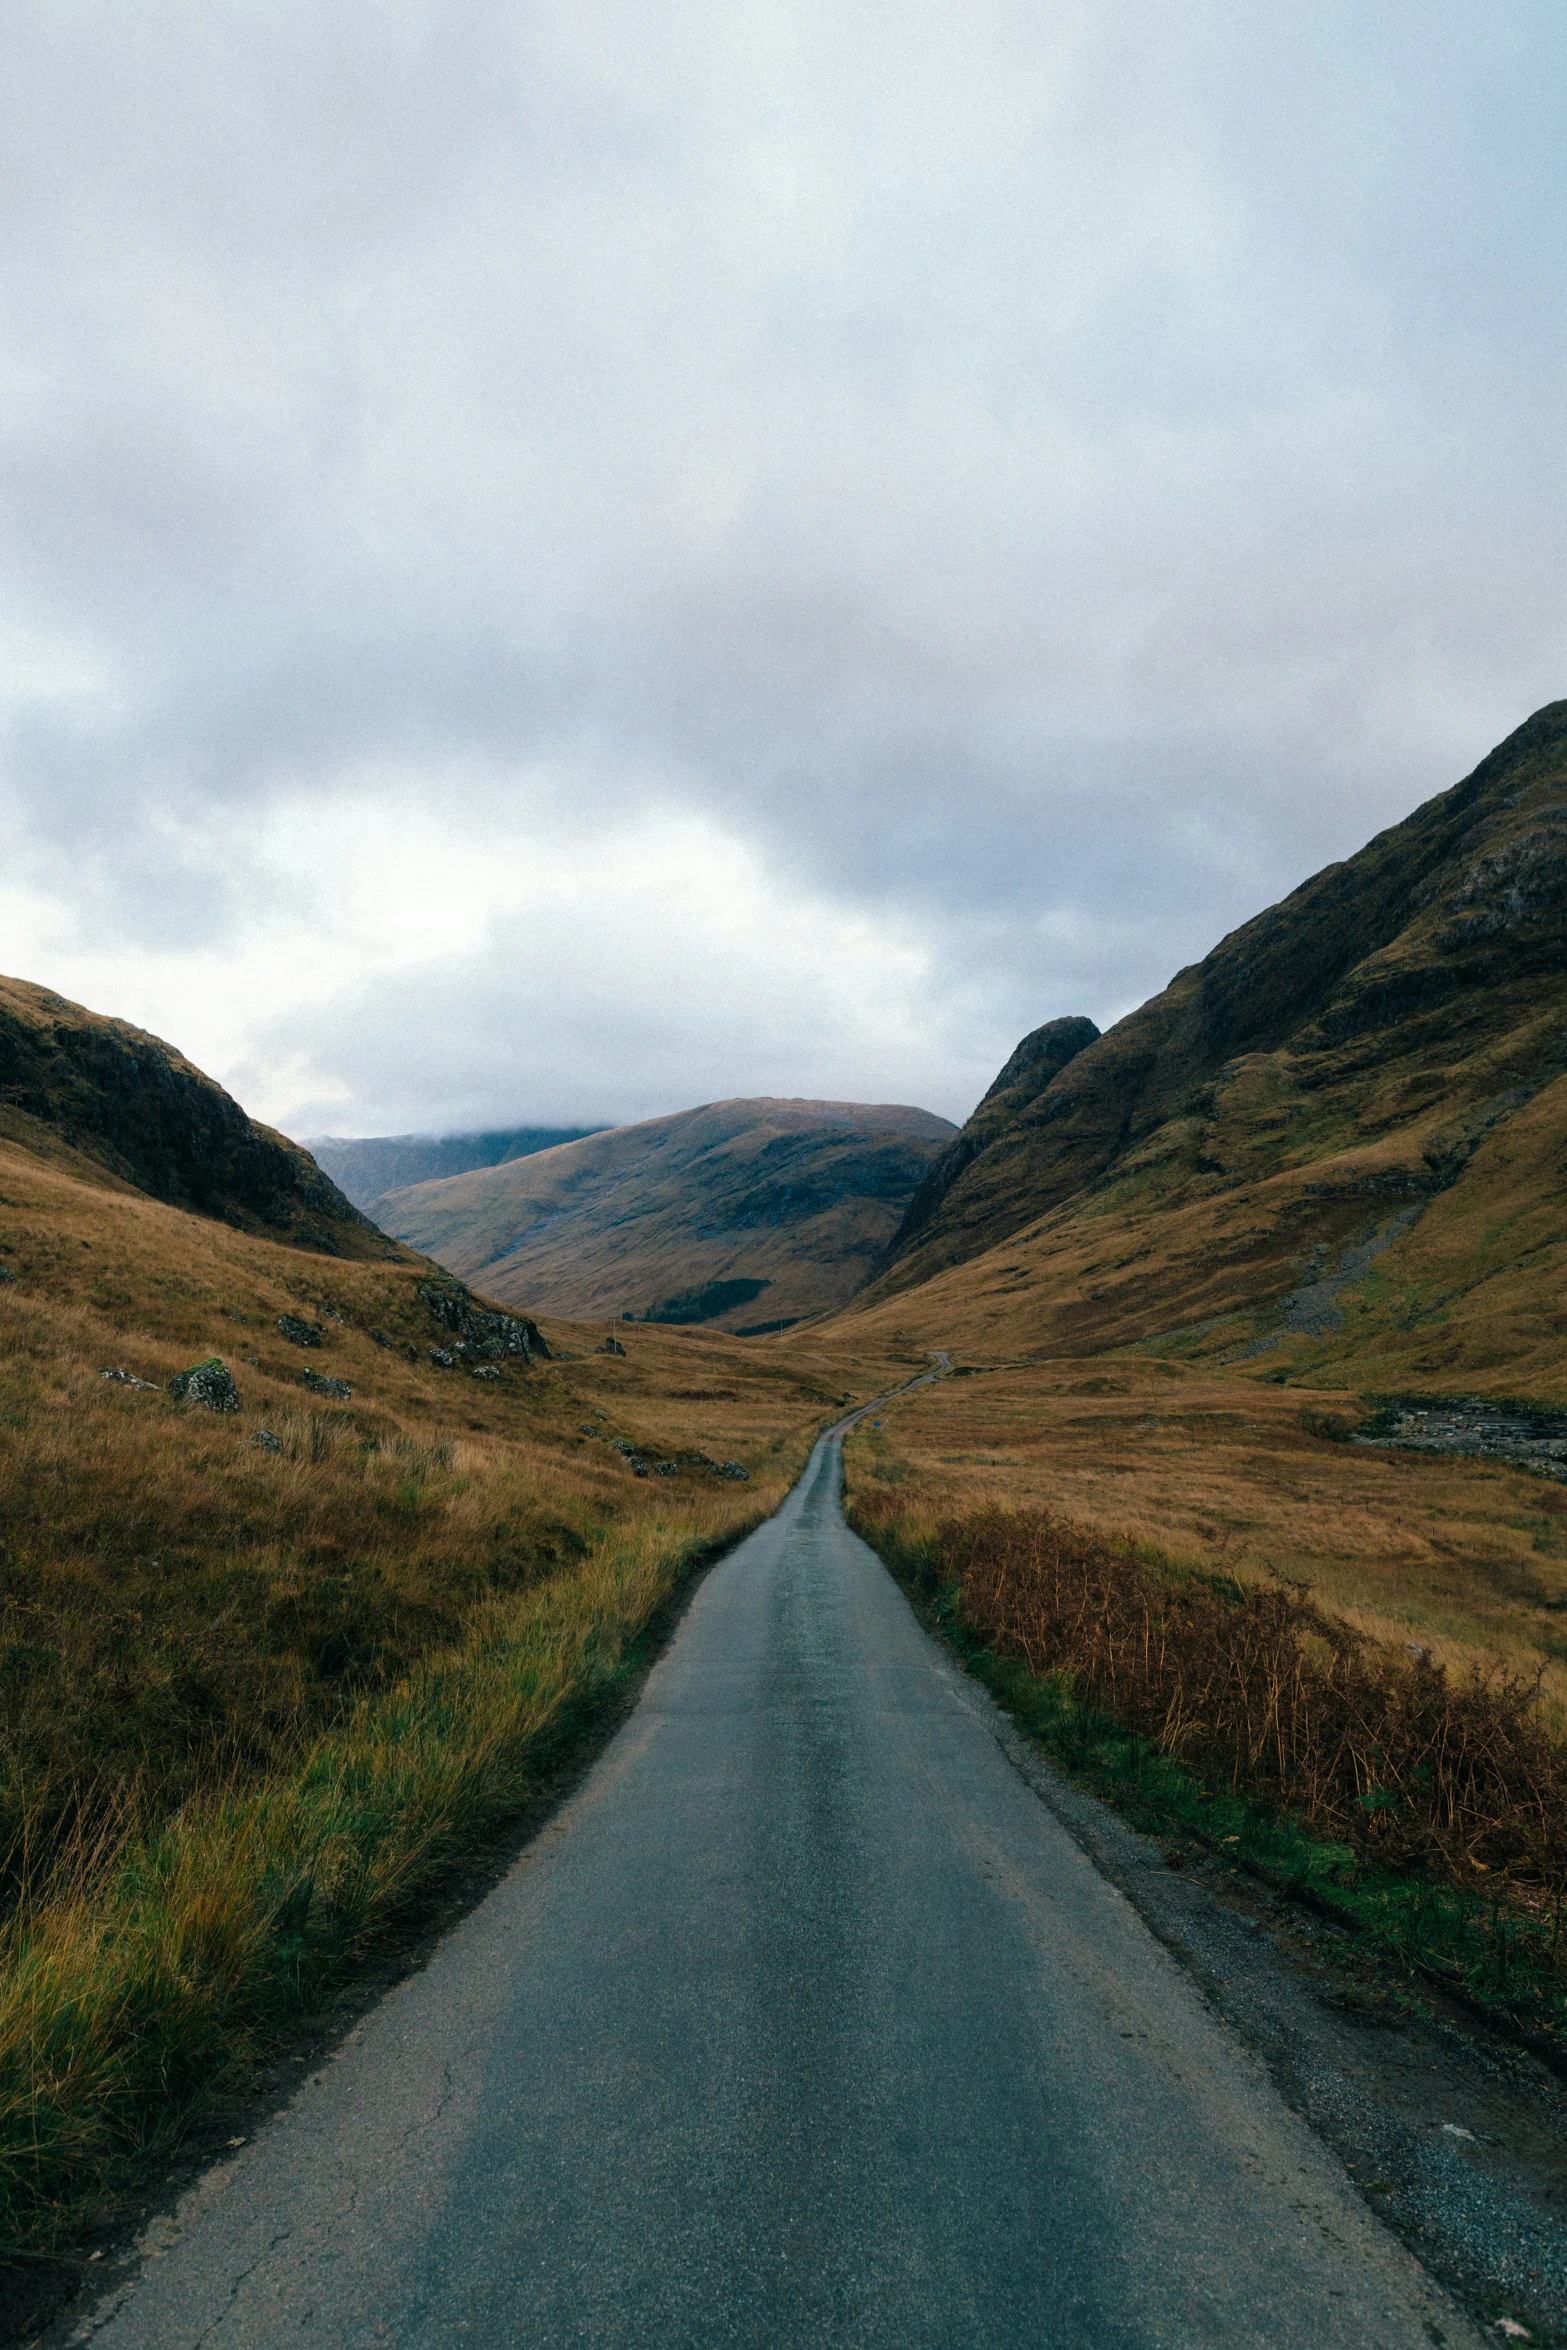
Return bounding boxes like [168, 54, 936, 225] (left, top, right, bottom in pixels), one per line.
[2, 2, 1564, 1139]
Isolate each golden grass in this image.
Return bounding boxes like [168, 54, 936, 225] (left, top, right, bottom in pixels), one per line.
[0, 1506, 780, 2250]
[0, 1126, 921, 2250]
[849, 1495, 1567, 1890]
[0, 1129, 904, 1885]
[843, 1359, 1567, 1714]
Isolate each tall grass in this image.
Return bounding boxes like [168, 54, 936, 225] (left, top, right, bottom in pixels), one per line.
[848, 1490, 1567, 2035]
[0, 1508, 759, 2255]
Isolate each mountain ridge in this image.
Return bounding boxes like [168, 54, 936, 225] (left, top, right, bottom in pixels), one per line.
[857, 701, 1567, 1318]
[0, 974, 385, 1259]
[836, 701, 1567, 1401]
[307, 1125, 609, 1216]
[378, 1096, 956, 1331]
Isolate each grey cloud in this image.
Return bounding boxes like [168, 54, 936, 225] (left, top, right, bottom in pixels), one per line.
[2, 2, 1565, 1127]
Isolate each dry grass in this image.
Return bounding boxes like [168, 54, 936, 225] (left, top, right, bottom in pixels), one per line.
[841, 1359, 1567, 1712]
[0, 1508, 774, 2250]
[0, 1129, 914, 2251]
[0, 1131, 897, 1889]
[851, 1496, 1567, 1890]
[832, 1059, 1567, 1406]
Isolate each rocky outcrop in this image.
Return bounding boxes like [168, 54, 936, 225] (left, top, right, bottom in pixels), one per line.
[418, 1279, 550, 1365]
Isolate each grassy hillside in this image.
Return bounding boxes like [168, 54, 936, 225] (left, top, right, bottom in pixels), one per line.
[0, 975, 380, 1258]
[378, 1097, 956, 1332]
[0, 1004, 907, 2272]
[307, 1123, 608, 1215]
[844, 703, 1567, 1397]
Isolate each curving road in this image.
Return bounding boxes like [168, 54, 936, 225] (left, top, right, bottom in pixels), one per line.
[81, 1433, 1477, 2348]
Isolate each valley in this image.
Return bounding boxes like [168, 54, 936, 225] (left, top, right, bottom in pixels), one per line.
[7, 704, 1567, 2342]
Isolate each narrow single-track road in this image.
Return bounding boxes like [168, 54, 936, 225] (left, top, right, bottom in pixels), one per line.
[81, 1430, 1478, 2347]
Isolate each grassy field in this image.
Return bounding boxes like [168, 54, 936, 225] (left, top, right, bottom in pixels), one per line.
[839, 1355, 1567, 1711]
[0, 1123, 908, 2257]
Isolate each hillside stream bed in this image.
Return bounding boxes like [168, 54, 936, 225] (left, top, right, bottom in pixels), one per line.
[1356, 1400, 1567, 1481]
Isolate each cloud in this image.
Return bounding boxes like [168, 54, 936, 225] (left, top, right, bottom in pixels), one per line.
[2, 1, 1565, 1133]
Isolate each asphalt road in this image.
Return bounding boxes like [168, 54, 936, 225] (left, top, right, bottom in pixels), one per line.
[81, 1433, 1478, 2348]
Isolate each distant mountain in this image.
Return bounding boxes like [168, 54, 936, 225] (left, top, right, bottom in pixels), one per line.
[307, 1125, 607, 1217]
[0, 975, 384, 1257]
[377, 1098, 957, 1332]
[843, 701, 1567, 1400]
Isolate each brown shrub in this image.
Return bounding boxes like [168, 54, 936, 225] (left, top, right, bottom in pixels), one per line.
[878, 1498, 1567, 1889]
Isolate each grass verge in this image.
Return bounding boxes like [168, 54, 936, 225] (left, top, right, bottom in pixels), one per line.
[847, 1494, 1567, 2054]
[0, 1503, 767, 2259]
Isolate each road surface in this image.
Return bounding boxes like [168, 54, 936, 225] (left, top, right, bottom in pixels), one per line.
[81, 1433, 1476, 2347]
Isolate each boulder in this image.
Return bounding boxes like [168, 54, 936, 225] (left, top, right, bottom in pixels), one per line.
[169, 1357, 240, 1412]
[100, 1366, 160, 1392]
[596, 1336, 626, 1356]
[302, 1369, 352, 1400]
[418, 1281, 549, 1365]
[250, 1429, 284, 1452]
[277, 1314, 323, 1347]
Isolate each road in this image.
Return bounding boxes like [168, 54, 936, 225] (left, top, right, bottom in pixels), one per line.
[81, 1431, 1477, 2348]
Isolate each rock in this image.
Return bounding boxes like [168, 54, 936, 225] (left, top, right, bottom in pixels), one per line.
[597, 1336, 626, 1356]
[0, 1264, 12, 1282]
[418, 1281, 549, 1365]
[471, 1364, 501, 1381]
[276, 1314, 323, 1348]
[716, 1461, 748, 1480]
[250, 1429, 284, 1452]
[369, 1328, 392, 1348]
[169, 1357, 240, 1412]
[100, 1366, 160, 1392]
[302, 1369, 352, 1400]
[428, 1347, 456, 1369]
[655, 1460, 679, 1477]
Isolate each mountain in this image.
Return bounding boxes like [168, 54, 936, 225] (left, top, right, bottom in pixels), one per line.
[0, 974, 384, 1258]
[843, 701, 1567, 1397]
[881, 1016, 1101, 1265]
[307, 1125, 608, 1216]
[377, 1098, 958, 1332]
